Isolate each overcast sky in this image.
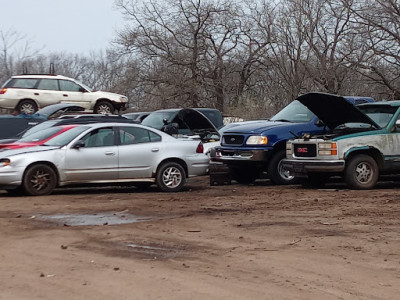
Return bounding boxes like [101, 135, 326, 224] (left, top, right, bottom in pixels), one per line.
[1, 0, 124, 55]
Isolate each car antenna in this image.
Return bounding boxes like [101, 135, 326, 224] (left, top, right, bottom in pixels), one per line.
[289, 131, 299, 138]
[22, 63, 28, 75]
[49, 63, 55, 75]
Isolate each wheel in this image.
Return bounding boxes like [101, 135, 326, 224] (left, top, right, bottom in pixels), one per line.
[267, 150, 296, 185]
[300, 173, 327, 188]
[344, 154, 378, 189]
[22, 164, 57, 196]
[230, 166, 258, 184]
[156, 162, 186, 192]
[16, 100, 38, 114]
[94, 100, 115, 114]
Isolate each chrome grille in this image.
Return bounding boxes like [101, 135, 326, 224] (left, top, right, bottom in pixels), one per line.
[222, 135, 244, 146]
[294, 144, 317, 157]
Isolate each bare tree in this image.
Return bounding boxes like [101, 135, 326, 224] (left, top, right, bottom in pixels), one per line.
[115, 0, 243, 111]
[349, 0, 400, 99]
[0, 29, 40, 83]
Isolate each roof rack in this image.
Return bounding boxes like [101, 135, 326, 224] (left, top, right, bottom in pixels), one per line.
[21, 63, 56, 75]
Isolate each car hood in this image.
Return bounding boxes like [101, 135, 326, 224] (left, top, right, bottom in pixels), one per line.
[177, 108, 220, 135]
[296, 92, 380, 130]
[222, 120, 305, 135]
[91, 91, 127, 99]
[0, 145, 60, 157]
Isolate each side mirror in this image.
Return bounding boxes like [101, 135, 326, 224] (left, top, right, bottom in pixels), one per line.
[315, 119, 325, 127]
[72, 140, 85, 149]
[79, 87, 87, 93]
[396, 120, 400, 128]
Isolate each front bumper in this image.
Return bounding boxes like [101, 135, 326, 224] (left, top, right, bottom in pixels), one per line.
[112, 101, 128, 111]
[281, 159, 345, 176]
[211, 147, 272, 164]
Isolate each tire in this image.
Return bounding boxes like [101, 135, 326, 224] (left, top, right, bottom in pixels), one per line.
[344, 154, 378, 190]
[267, 150, 296, 185]
[156, 162, 186, 192]
[94, 100, 115, 114]
[16, 100, 38, 115]
[22, 164, 57, 196]
[300, 173, 327, 188]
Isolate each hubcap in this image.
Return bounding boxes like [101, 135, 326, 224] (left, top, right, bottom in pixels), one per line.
[30, 169, 51, 191]
[162, 167, 182, 188]
[355, 162, 372, 183]
[97, 104, 111, 114]
[278, 161, 294, 181]
[20, 104, 35, 114]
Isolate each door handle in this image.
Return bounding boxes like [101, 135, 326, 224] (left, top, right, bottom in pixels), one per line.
[105, 151, 116, 156]
[63, 94, 68, 97]
[151, 148, 159, 152]
[34, 93, 39, 95]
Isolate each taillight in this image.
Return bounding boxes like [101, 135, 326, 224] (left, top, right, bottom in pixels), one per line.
[0, 88, 7, 94]
[196, 142, 204, 153]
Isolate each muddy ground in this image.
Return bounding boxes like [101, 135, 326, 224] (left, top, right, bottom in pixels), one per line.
[0, 176, 399, 300]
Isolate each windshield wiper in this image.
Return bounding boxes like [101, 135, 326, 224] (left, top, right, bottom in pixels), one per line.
[273, 119, 292, 123]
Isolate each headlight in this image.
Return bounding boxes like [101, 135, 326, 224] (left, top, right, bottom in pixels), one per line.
[0, 158, 10, 167]
[286, 142, 292, 155]
[318, 142, 337, 155]
[247, 136, 268, 145]
[120, 97, 128, 102]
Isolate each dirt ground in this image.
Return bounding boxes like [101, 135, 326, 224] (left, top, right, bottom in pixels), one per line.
[0, 176, 399, 300]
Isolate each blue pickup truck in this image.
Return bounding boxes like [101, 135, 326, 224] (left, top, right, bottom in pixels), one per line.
[210, 93, 374, 185]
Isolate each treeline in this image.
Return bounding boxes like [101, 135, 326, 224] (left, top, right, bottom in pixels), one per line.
[1, 0, 400, 119]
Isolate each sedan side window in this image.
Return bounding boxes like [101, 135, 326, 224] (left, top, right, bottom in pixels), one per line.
[119, 127, 160, 145]
[81, 128, 114, 147]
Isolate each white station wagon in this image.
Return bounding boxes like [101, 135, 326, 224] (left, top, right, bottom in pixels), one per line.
[0, 122, 209, 195]
[0, 74, 128, 114]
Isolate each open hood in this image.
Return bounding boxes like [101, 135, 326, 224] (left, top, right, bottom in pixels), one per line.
[176, 108, 219, 136]
[296, 92, 380, 130]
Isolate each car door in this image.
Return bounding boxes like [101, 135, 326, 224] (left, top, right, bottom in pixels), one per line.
[35, 79, 64, 107]
[63, 126, 119, 182]
[58, 79, 92, 110]
[117, 126, 162, 179]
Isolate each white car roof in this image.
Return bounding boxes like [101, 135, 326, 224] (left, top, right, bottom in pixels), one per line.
[12, 74, 74, 81]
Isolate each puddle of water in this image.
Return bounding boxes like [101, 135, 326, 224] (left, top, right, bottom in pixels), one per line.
[127, 244, 167, 251]
[39, 212, 152, 226]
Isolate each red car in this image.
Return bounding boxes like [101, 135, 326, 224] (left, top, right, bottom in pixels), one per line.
[0, 125, 78, 150]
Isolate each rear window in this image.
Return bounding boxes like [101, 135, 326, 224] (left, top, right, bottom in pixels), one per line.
[5, 78, 38, 89]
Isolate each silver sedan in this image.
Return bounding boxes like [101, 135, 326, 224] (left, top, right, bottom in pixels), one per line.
[0, 123, 209, 195]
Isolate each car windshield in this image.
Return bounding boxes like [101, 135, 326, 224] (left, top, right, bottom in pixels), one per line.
[44, 126, 89, 146]
[142, 111, 177, 129]
[73, 79, 93, 92]
[19, 126, 64, 142]
[20, 120, 60, 137]
[357, 105, 398, 128]
[270, 100, 316, 123]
